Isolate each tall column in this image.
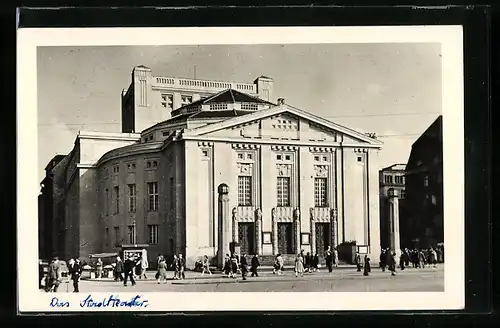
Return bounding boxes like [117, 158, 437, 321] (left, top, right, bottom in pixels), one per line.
[331, 208, 338, 249]
[294, 208, 301, 253]
[272, 208, 278, 254]
[388, 189, 401, 258]
[217, 183, 231, 268]
[310, 208, 316, 254]
[255, 208, 262, 255]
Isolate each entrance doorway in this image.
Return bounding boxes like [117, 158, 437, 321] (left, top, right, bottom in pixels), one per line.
[277, 222, 294, 254]
[315, 222, 331, 259]
[238, 222, 255, 255]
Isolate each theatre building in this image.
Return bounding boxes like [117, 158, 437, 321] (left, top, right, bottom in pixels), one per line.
[39, 68, 383, 268]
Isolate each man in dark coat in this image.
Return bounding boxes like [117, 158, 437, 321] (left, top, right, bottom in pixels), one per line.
[363, 255, 371, 276]
[325, 246, 334, 273]
[379, 249, 386, 271]
[389, 252, 397, 276]
[240, 254, 249, 280]
[123, 254, 140, 286]
[250, 254, 260, 277]
[178, 254, 186, 280]
[69, 259, 83, 292]
[114, 256, 124, 281]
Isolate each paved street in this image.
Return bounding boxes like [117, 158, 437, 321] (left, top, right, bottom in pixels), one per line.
[49, 265, 444, 293]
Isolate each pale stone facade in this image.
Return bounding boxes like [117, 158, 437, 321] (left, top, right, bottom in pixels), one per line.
[40, 74, 382, 268]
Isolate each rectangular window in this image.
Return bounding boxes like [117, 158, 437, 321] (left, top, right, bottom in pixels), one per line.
[128, 184, 136, 213]
[128, 225, 136, 244]
[384, 175, 393, 184]
[431, 195, 437, 205]
[400, 190, 406, 199]
[114, 227, 120, 247]
[424, 175, 429, 187]
[277, 177, 291, 207]
[395, 176, 404, 184]
[161, 94, 174, 110]
[105, 227, 109, 247]
[113, 186, 119, 214]
[181, 95, 193, 106]
[148, 225, 159, 244]
[314, 178, 328, 207]
[147, 182, 159, 211]
[238, 176, 252, 206]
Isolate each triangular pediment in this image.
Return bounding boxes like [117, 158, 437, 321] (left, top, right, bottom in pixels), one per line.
[184, 105, 382, 146]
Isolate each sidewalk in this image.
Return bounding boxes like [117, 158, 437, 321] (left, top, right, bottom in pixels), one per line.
[82, 264, 357, 282]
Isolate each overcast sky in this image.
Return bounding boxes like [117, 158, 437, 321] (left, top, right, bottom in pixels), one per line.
[37, 43, 441, 182]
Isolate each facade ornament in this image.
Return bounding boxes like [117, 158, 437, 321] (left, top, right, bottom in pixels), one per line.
[330, 208, 338, 220]
[314, 165, 328, 177]
[255, 208, 262, 220]
[309, 208, 314, 220]
[293, 208, 300, 220]
[232, 207, 237, 218]
[277, 164, 292, 177]
[237, 163, 252, 175]
[271, 207, 276, 218]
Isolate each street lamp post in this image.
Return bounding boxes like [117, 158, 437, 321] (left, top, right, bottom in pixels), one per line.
[133, 220, 137, 245]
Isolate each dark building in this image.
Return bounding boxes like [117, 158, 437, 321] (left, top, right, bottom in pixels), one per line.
[404, 116, 443, 249]
[38, 154, 68, 260]
[379, 164, 407, 249]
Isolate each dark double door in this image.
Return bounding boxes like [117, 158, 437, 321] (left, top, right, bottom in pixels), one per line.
[277, 222, 294, 255]
[315, 222, 332, 257]
[238, 222, 255, 255]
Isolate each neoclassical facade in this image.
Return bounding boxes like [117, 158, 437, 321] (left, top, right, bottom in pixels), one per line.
[40, 79, 383, 268]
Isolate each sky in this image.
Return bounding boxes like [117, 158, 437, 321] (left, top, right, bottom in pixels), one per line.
[37, 43, 442, 182]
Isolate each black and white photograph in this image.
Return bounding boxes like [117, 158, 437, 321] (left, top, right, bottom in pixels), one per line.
[18, 26, 464, 312]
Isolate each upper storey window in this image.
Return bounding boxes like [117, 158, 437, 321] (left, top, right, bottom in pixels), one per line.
[181, 95, 193, 106]
[161, 94, 173, 110]
[241, 103, 258, 111]
[209, 103, 228, 111]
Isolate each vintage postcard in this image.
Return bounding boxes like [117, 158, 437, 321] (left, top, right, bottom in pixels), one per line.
[17, 26, 464, 312]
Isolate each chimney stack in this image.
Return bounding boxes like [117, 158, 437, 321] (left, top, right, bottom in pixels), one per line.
[277, 98, 285, 105]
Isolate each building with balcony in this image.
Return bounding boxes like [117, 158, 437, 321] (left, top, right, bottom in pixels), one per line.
[39, 68, 383, 268]
[404, 116, 443, 249]
[379, 164, 408, 250]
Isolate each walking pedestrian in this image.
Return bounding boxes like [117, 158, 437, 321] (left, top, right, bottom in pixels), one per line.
[201, 255, 212, 276]
[389, 252, 397, 276]
[223, 254, 231, 277]
[45, 257, 62, 292]
[230, 254, 239, 278]
[399, 252, 405, 270]
[304, 252, 311, 273]
[363, 255, 371, 276]
[156, 257, 168, 284]
[240, 254, 248, 280]
[172, 255, 179, 279]
[333, 247, 339, 268]
[294, 253, 305, 277]
[312, 253, 320, 272]
[95, 258, 103, 279]
[355, 252, 362, 272]
[379, 249, 387, 271]
[123, 254, 140, 286]
[325, 246, 334, 273]
[251, 254, 260, 277]
[69, 258, 82, 292]
[114, 256, 124, 281]
[273, 253, 283, 275]
[178, 254, 186, 280]
[139, 254, 149, 279]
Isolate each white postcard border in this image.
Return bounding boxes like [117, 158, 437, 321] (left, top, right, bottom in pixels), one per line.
[17, 26, 464, 312]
